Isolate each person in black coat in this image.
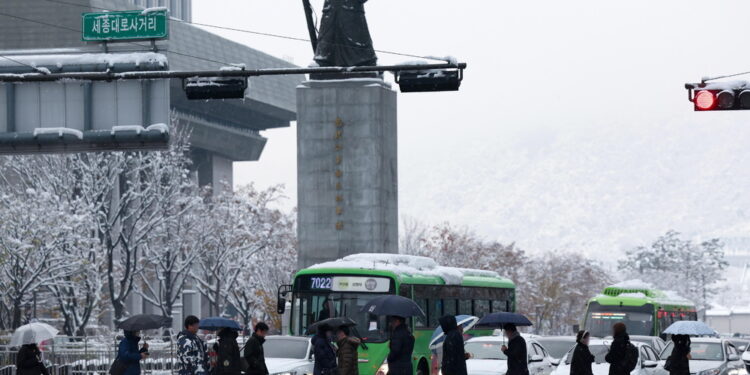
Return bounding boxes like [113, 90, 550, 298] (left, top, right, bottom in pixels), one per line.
[604, 323, 631, 375]
[312, 325, 338, 375]
[16, 343, 49, 375]
[501, 323, 528, 375]
[387, 316, 415, 375]
[667, 335, 691, 375]
[244, 322, 270, 375]
[439, 315, 467, 375]
[214, 328, 241, 375]
[571, 330, 594, 375]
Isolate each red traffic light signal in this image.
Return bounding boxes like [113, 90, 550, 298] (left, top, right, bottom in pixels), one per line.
[686, 82, 750, 111]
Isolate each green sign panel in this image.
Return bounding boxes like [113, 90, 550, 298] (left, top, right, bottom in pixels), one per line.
[82, 9, 169, 41]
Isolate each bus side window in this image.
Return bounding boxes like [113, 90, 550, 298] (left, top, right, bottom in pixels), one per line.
[459, 299, 473, 316]
[415, 299, 428, 328]
[475, 300, 490, 318]
[444, 299, 457, 317]
[491, 300, 506, 313]
[428, 299, 443, 328]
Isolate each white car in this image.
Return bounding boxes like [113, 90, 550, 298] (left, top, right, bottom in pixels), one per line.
[262, 336, 314, 375]
[659, 338, 745, 375]
[465, 335, 556, 375]
[551, 339, 665, 375]
[742, 343, 750, 373]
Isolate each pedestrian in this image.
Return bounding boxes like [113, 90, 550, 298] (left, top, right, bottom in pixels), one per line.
[336, 325, 361, 375]
[213, 328, 241, 375]
[571, 330, 594, 375]
[243, 322, 270, 375]
[501, 323, 528, 375]
[116, 330, 149, 375]
[605, 323, 637, 375]
[439, 315, 467, 375]
[666, 335, 691, 375]
[16, 343, 49, 375]
[388, 316, 415, 375]
[177, 315, 208, 375]
[312, 324, 338, 375]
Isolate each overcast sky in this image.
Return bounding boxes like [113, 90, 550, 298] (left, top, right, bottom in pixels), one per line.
[192, 0, 750, 255]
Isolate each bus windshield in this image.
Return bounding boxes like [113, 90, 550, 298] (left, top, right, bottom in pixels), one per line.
[584, 303, 654, 337]
[291, 292, 390, 342]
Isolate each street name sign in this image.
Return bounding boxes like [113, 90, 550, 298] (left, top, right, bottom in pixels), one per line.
[82, 9, 169, 41]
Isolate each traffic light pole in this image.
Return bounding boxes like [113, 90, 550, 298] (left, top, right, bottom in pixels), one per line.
[0, 62, 466, 82]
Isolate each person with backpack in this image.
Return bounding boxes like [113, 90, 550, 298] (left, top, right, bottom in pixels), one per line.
[213, 328, 241, 375]
[605, 323, 637, 375]
[571, 330, 594, 375]
[665, 335, 691, 375]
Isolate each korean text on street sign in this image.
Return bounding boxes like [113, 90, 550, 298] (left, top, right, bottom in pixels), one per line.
[82, 9, 169, 41]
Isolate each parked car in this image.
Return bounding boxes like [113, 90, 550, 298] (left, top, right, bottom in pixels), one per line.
[534, 336, 576, 366]
[262, 336, 314, 375]
[465, 335, 555, 375]
[551, 339, 665, 375]
[659, 338, 744, 375]
[631, 335, 668, 354]
[729, 339, 750, 353]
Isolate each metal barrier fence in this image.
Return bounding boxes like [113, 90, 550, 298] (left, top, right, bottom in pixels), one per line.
[0, 336, 177, 375]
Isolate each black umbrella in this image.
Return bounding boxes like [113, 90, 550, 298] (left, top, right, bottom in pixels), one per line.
[306, 317, 357, 335]
[118, 314, 172, 331]
[359, 295, 426, 318]
[476, 312, 532, 328]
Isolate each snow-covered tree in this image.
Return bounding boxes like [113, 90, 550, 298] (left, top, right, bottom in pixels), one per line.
[619, 230, 728, 311]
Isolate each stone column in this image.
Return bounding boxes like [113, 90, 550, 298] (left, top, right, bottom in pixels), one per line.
[297, 78, 398, 268]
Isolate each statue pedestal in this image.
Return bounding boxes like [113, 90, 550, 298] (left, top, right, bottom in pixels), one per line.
[296, 78, 398, 268]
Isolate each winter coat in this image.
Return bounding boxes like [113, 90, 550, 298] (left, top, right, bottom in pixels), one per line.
[439, 316, 467, 375]
[243, 333, 269, 375]
[177, 330, 208, 375]
[118, 332, 146, 375]
[502, 332, 528, 375]
[336, 336, 361, 375]
[667, 340, 690, 375]
[570, 343, 594, 375]
[16, 344, 48, 375]
[388, 324, 415, 375]
[214, 330, 241, 375]
[312, 333, 338, 375]
[604, 333, 630, 375]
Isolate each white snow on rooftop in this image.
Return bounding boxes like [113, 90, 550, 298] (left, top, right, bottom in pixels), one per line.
[610, 279, 654, 289]
[310, 253, 501, 285]
[618, 292, 648, 299]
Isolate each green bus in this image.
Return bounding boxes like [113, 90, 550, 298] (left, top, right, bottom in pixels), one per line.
[582, 281, 697, 338]
[277, 254, 516, 375]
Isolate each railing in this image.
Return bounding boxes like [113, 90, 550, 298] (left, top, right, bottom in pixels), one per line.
[0, 336, 178, 375]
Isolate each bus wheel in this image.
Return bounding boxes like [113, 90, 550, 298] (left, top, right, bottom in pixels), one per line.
[416, 359, 429, 375]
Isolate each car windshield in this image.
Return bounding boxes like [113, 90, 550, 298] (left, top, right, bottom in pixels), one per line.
[565, 345, 609, 365]
[535, 339, 575, 359]
[660, 342, 724, 361]
[264, 338, 309, 359]
[630, 338, 654, 347]
[465, 341, 508, 360]
[291, 292, 389, 342]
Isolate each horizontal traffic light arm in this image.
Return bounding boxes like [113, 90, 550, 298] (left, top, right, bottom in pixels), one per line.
[0, 62, 467, 82]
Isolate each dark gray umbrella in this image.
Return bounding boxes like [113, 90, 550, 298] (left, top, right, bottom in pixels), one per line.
[359, 295, 426, 318]
[306, 317, 357, 335]
[475, 312, 533, 328]
[118, 314, 172, 331]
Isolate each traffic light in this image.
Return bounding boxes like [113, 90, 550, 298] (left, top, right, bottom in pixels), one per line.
[183, 76, 248, 100]
[685, 83, 750, 111]
[395, 68, 463, 93]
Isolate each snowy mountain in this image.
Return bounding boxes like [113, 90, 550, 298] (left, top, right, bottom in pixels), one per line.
[399, 117, 750, 260]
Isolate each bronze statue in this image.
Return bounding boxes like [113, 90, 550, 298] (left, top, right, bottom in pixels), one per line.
[303, 0, 378, 68]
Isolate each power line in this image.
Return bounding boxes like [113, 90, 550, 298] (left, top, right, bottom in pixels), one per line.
[702, 71, 750, 83]
[0, 10, 234, 67]
[42, 0, 448, 62]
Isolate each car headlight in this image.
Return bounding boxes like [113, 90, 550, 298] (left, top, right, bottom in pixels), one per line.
[376, 362, 389, 375]
[699, 369, 721, 375]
